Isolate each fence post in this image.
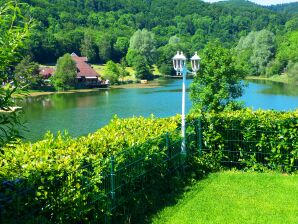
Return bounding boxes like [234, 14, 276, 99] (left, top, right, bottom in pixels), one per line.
[166, 132, 171, 160]
[197, 119, 203, 156]
[110, 155, 115, 217]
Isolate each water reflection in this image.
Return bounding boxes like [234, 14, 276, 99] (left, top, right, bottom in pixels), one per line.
[250, 80, 298, 96]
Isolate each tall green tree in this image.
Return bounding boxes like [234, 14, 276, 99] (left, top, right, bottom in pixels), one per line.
[0, 1, 32, 147]
[14, 56, 41, 89]
[52, 54, 77, 90]
[134, 55, 152, 80]
[114, 37, 129, 61]
[80, 32, 96, 63]
[97, 35, 112, 63]
[235, 30, 276, 76]
[190, 41, 245, 112]
[103, 60, 120, 84]
[128, 29, 156, 66]
[287, 61, 298, 84]
[277, 30, 298, 65]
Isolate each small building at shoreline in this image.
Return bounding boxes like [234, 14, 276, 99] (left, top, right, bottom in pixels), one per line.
[39, 53, 103, 88]
[71, 53, 101, 88]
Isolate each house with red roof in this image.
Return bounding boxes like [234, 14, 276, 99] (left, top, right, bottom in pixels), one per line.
[39, 53, 102, 88]
[39, 67, 55, 79]
[71, 53, 100, 87]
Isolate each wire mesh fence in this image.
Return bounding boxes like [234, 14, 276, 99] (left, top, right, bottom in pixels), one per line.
[0, 127, 191, 223]
[198, 118, 298, 172]
[0, 118, 297, 223]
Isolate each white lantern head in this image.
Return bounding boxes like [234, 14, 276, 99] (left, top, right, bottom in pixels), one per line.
[190, 51, 201, 72]
[173, 51, 186, 72]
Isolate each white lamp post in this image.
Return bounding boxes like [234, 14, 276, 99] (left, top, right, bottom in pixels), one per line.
[173, 51, 201, 154]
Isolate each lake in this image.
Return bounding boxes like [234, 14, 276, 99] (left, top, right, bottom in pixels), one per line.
[19, 79, 298, 142]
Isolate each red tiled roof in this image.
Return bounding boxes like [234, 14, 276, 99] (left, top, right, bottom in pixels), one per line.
[39, 67, 55, 78]
[71, 53, 99, 78]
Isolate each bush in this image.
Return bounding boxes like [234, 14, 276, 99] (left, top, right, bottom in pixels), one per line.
[0, 116, 180, 223]
[189, 109, 298, 173]
[1, 110, 297, 223]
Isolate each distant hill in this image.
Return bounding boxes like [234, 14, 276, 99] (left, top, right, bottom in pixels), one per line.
[214, 0, 258, 7]
[267, 2, 298, 15]
[214, 0, 273, 13]
[13, 0, 293, 64]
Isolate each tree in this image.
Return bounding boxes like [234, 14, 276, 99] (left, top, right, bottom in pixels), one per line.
[80, 33, 96, 63]
[114, 37, 129, 61]
[156, 36, 188, 76]
[128, 29, 156, 66]
[52, 54, 77, 90]
[14, 56, 41, 89]
[277, 30, 298, 65]
[0, 1, 32, 147]
[134, 55, 152, 80]
[126, 49, 139, 67]
[103, 60, 120, 84]
[287, 61, 298, 84]
[190, 41, 245, 112]
[235, 30, 276, 76]
[118, 58, 129, 81]
[97, 35, 112, 63]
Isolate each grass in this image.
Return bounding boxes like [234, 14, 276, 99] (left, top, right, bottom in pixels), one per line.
[245, 74, 292, 85]
[92, 64, 161, 81]
[151, 171, 298, 224]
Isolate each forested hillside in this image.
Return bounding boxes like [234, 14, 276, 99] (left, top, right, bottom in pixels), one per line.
[268, 2, 298, 15]
[4, 0, 298, 79]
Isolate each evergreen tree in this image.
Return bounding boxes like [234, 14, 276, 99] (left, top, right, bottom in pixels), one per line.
[14, 56, 41, 89]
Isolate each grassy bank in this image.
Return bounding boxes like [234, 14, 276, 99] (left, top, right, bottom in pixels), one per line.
[152, 171, 298, 224]
[92, 64, 161, 80]
[245, 74, 292, 84]
[14, 80, 163, 97]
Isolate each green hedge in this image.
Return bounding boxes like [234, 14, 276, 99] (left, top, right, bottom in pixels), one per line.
[0, 115, 181, 223]
[189, 109, 298, 173]
[0, 110, 297, 223]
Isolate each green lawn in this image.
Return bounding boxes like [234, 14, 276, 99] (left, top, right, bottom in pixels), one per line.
[151, 171, 298, 224]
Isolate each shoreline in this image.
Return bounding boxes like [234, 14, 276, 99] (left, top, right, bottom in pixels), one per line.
[245, 74, 292, 85]
[15, 81, 163, 97]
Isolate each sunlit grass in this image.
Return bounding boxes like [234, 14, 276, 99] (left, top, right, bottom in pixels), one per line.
[91, 64, 137, 81]
[151, 171, 298, 224]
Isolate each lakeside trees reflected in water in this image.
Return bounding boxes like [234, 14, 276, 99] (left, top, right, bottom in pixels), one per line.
[18, 79, 298, 142]
[251, 80, 298, 96]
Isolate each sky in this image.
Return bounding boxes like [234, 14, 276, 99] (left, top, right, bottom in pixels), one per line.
[203, 0, 298, 6]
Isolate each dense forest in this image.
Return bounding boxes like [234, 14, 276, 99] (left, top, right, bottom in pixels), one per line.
[3, 0, 298, 79]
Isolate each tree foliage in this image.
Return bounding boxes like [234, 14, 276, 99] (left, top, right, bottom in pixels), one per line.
[235, 30, 276, 76]
[11, 0, 298, 80]
[52, 54, 77, 90]
[190, 41, 245, 112]
[80, 32, 97, 63]
[103, 60, 120, 84]
[129, 29, 156, 66]
[14, 56, 41, 89]
[0, 1, 32, 148]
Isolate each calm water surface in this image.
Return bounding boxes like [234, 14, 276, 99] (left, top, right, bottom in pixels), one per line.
[19, 79, 298, 142]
